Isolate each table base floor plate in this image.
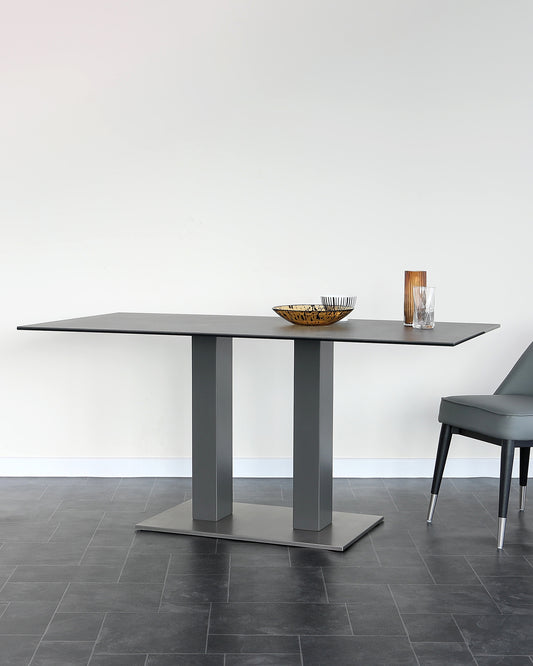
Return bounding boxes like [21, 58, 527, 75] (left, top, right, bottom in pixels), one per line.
[135, 500, 383, 551]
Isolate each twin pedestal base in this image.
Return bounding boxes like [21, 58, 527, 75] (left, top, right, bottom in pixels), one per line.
[136, 335, 383, 551]
[136, 500, 383, 551]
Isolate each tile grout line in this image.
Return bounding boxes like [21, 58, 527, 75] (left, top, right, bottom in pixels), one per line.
[384, 483, 401, 513]
[408, 530, 438, 585]
[116, 524, 142, 584]
[141, 477, 157, 514]
[157, 550, 173, 612]
[205, 602, 213, 654]
[320, 568, 329, 604]
[26, 580, 73, 666]
[46, 521, 62, 543]
[368, 532, 383, 567]
[417, 553, 438, 586]
[86, 611, 108, 665]
[344, 602, 354, 636]
[387, 583, 421, 666]
[227, 554, 231, 603]
[109, 479, 121, 503]
[75, 510, 108, 567]
[451, 612, 481, 665]
[465, 551, 505, 615]
[46, 498, 67, 525]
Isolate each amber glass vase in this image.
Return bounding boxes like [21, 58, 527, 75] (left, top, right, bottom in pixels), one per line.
[404, 271, 427, 325]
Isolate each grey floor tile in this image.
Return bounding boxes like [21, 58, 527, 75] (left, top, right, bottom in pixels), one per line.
[323, 564, 433, 584]
[0, 634, 41, 664]
[374, 546, 425, 567]
[49, 518, 101, 538]
[369, 522, 416, 548]
[132, 531, 217, 554]
[0, 601, 57, 635]
[0, 542, 87, 565]
[89, 655, 148, 666]
[51, 507, 106, 522]
[467, 556, 533, 577]
[288, 542, 378, 567]
[207, 634, 300, 653]
[0, 522, 59, 542]
[168, 552, 230, 575]
[229, 566, 326, 602]
[413, 641, 476, 665]
[43, 612, 105, 641]
[401, 613, 465, 642]
[10, 564, 121, 583]
[347, 593, 405, 635]
[349, 479, 387, 491]
[99, 510, 152, 529]
[0, 581, 68, 603]
[226, 655, 301, 665]
[300, 635, 417, 665]
[161, 573, 229, 606]
[0, 565, 16, 588]
[81, 547, 130, 566]
[475, 657, 533, 665]
[498, 543, 533, 558]
[455, 615, 533, 655]
[58, 582, 162, 612]
[147, 656, 224, 665]
[481, 576, 533, 613]
[119, 551, 170, 583]
[217, 541, 290, 567]
[209, 602, 351, 635]
[29, 641, 94, 665]
[422, 555, 480, 584]
[325, 581, 391, 604]
[95, 608, 209, 653]
[390, 584, 501, 614]
[408, 525, 500, 556]
[0, 500, 61, 523]
[89, 527, 135, 548]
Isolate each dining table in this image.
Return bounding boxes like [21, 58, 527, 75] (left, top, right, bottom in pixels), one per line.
[18, 312, 499, 550]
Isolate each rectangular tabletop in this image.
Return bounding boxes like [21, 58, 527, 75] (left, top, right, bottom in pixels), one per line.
[18, 312, 499, 346]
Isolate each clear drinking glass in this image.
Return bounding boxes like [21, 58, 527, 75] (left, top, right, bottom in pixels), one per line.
[412, 286, 435, 329]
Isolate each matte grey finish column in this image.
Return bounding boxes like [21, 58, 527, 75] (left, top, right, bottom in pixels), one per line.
[293, 340, 334, 531]
[192, 335, 233, 521]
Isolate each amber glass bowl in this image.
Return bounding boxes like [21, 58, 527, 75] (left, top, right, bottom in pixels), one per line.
[272, 304, 353, 326]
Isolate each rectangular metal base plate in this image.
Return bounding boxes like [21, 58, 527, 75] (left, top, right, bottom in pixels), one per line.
[135, 500, 383, 551]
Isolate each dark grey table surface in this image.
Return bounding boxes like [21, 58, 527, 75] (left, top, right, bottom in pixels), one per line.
[18, 312, 499, 346]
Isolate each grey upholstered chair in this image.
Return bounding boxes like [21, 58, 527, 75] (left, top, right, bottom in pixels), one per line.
[427, 342, 533, 549]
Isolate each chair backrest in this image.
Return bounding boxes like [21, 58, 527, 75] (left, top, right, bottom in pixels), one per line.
[495, 341, 533, 396]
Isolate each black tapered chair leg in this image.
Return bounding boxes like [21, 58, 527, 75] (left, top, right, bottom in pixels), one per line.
[427, 423, 453, 524]
[497, 441, 515, 549]
[519, 447, 530, 511]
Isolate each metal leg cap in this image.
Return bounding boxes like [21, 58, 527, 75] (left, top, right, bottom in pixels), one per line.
[497, 517, 507, 550]
[519, 485, 527, 512]
[426, 494, 438, 524]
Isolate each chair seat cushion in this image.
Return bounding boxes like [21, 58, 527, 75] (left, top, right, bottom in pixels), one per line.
[439, 394, 533, 440]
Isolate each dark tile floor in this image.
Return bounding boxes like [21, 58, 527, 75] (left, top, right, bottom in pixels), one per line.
[0, 477, 532, 665]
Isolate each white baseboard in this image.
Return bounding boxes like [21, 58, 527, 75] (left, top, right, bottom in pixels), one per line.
[0, 457, 515, 478]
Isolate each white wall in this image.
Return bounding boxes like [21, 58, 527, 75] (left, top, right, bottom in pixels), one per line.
[1, 0, 532, 476]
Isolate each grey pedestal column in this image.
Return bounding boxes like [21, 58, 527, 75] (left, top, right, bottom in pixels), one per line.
[293, 340, 333, 531]
[191, 335, 233, 521]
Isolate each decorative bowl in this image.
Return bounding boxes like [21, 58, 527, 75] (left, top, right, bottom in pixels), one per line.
[273, 304, 353, 326]
[321, 295, 357, 310]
